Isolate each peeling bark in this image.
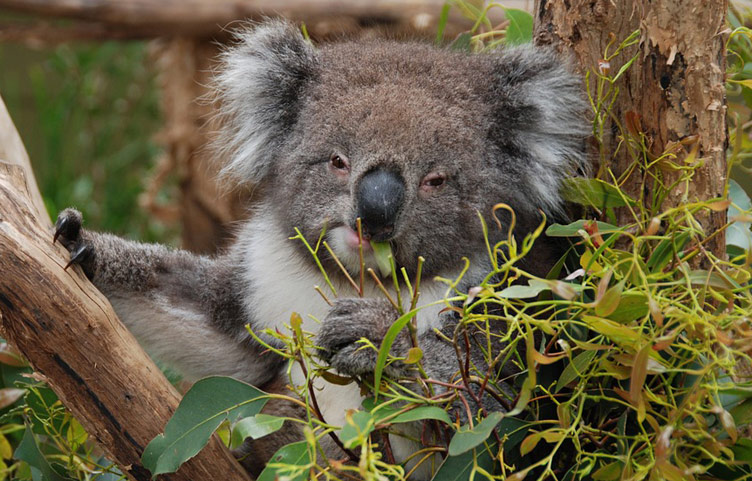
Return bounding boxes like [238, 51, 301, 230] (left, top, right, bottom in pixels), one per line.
[534, 0, 728, 259]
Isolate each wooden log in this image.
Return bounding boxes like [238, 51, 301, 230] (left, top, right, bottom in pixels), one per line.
[0, 0, 500, 39]
[534, 0, 728, 260]
[0, 94, 251, 481]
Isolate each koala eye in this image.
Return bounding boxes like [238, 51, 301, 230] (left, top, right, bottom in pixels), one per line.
[420, 172, 447, 192]
[329, 154, 350, 171]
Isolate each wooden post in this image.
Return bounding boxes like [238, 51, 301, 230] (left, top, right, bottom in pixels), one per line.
[534, 0, 728, 259]
[0, 94, 251, 481]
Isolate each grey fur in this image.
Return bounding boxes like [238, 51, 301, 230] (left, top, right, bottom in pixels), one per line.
[54, 20, 587, 479]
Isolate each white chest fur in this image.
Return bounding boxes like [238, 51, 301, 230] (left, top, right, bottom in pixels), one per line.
[237, 213, 456, 477]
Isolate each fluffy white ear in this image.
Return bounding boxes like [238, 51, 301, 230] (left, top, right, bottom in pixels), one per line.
[487, 46, 589, 216]
[214, 20, 317, 183]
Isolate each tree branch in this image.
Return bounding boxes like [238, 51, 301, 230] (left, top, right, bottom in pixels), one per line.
[0, 93, 251, 481]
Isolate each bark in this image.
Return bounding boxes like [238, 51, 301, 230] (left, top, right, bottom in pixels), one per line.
[0, 94, 250, 481]
[0, 0, 488, 39]
[534, 0, 728, 259]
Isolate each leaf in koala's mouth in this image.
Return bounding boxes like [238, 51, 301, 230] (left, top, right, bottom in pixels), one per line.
[371, 242, 393, 277]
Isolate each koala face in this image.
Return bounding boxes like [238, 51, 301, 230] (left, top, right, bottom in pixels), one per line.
[214, 21, 587, 278]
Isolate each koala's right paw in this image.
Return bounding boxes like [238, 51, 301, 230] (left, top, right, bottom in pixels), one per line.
[54, 208, 95, 275]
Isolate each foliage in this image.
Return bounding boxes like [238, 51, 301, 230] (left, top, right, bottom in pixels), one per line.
[0, 2, 751, 481]
[150, 4, 752, 481]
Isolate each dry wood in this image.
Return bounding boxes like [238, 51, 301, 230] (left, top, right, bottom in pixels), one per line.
[0, 0, 493, 39]
[0, 93, 251, 481]
[534, 0, 729, 260]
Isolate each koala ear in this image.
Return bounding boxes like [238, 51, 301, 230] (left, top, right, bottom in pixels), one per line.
[214, 20, 317, 183]
[485, 46, 589, 216]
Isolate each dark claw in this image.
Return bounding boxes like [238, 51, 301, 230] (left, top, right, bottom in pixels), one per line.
[65, 243, 92, 270]
[53, 216, 68, 244]
[53, 208, 83, 246]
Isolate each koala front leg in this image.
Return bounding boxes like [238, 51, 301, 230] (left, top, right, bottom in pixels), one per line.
[53, 208, 280, 386]
[317, 297, 513, 417]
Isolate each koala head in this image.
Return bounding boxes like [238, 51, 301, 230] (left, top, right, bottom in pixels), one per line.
[214, 20, 587, 278]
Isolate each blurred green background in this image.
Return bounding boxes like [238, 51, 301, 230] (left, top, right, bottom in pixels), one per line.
[0, 40, 176, 243]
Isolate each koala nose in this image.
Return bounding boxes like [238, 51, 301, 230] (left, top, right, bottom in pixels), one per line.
[356, 169, 405, 241]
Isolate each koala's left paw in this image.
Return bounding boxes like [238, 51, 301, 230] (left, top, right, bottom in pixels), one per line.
[317, 298, 410, 377]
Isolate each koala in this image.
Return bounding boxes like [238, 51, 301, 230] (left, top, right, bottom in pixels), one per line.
[53, 20, 587, 479]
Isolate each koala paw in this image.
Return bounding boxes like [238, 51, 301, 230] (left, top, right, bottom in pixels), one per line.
[54, 208, 95, 275]
[317, 298, 411, 378]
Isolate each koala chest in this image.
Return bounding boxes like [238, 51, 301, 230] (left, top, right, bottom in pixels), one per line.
[239, 217, 450, 427]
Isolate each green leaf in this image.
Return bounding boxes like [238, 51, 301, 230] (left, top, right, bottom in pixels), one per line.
[371, 242, 393, 278]
[230, 414, 285, 449]
[431, 440, 497, 481]
[646, 232, 690, 272]
[594, 281, 624, 317]
[14, 426, 73, 481]
[731, 438, 752, 464]
[142, 376, 267, 477]
[592, 461, 623, 480]
[560, 178, 635, 208]
[257, 441, 311, 481]
[731, 399, 752, 426]
[339, 410, 374, 449]
[432, 418, 528, 480]
[373, 311, 417, 401]
[435, 3, 452, 45]
[546, 220, 620, 237]
[556, 350, 597, 393]
[502, 9, 533, 45]
[448, 412, 505, 456]
[581, 315, 644, 346]
[608, 292, 650, 323]
[450, 32, 473, 52]
[389, 406, 452, 425]
[362, 399, 452, 426]
[497, 279, 550, 299]
[688, 270, 740, 290]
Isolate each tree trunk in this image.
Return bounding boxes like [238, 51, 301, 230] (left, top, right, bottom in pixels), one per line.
[0, 95, 251, 481]
[534, 0, 728, 259]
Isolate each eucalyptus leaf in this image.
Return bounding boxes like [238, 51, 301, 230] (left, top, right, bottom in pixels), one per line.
[497, 279, 550, 299]
[339, 410, 374, 449]
[373, 311, 417, 400]
[231, 414, 285, 449]
[560, 178, 635, 208]
[371, 242, 393, 277]
[646, 232, 690, 272]
[546, 220, 620, 237]
[14, 426, 73, 481]
[142, 376, 267, 477]
[432, 418, 528, 480]
[257, 441, 311, 481]
[361, 399, 452, 426]
[450, 32, 472, 52]
[608, 292, 650, 323]
[448, 412, 505, 456]
[502, 8, 533, 45]
[556, 350, 598, 393]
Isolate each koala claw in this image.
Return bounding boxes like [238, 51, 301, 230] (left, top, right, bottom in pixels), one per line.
[54, 208, 95, 277]
[64, 243, 94, 270]
[53, 208, 83, 248]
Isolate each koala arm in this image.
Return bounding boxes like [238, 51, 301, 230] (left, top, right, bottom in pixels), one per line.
[54, 208, 282, 386]
[317, 297, 513, 417]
